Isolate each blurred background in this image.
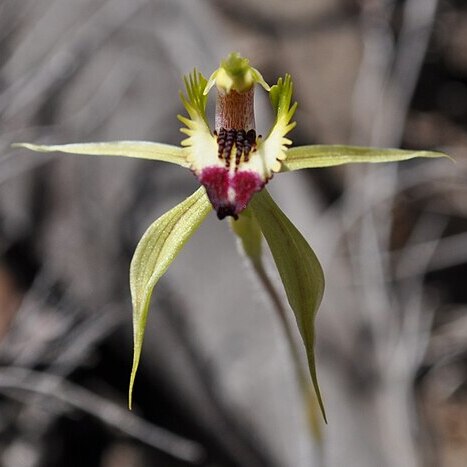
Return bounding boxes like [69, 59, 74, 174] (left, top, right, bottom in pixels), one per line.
[0, 0, 466, 466]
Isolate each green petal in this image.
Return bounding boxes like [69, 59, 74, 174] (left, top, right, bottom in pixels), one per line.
[282, 144, 449, 171]
[129, 187, 211, 408]
[250, 189, 326, 421]
[12, 141, 189, 167]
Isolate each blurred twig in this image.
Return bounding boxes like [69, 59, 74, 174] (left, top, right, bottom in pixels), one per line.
[328, 1, 442, 465]
[0, 366, 205, 464]
[372, 0, 440, 147]
[0, 0, 147, 119]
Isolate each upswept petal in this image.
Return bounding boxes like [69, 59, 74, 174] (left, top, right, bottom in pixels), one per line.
[12, 141, 188, 167]
[129, 187, 212, 407]
[250, 189, 326, 421]
[282, 144, 449, 171]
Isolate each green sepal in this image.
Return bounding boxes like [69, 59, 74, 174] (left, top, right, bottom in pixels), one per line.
[250, 189, 326, 421]
[282, 144, 449, 172]
[229, 206, 263, 265]
[129, 187, 212, 408]
[12, 141, 189, 167]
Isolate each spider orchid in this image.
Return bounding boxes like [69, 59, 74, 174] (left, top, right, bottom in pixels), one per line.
[14, 53, 446, 421]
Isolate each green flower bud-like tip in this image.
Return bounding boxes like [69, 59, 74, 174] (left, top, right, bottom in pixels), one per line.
[204, 52, 270, 95]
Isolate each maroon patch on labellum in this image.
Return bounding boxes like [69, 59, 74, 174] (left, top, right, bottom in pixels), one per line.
[198, 167, 230, 218]
[231, 170, 264, 211]
[199, 167, 264, 220]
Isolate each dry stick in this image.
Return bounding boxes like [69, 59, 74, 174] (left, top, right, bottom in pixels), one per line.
[351, 2, 441, 466]
[337, 1, 442, 465]
[394, 214, 445, 371]
[350, 0, 397, 145]
[2, 272, 203, 465]
[373, 0, 440, 147]
[0, 0, 147, 117]
[0, 367, 205, 464]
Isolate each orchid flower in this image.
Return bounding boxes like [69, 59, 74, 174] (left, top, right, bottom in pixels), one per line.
[14, 53, 445, 422]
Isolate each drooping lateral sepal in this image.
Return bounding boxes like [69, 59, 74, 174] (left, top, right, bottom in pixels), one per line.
[250, 189, 326, 421]
[129, 187, 212, 407]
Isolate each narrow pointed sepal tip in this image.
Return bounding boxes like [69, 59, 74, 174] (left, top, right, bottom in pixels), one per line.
[128, 366, 137, 410]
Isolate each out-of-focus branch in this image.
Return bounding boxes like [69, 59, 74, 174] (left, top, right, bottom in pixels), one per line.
[0, 366, 205, 464]
[0, 0, 148, 119]
[329, 1, 443, 466]
[372, 0, 440, 147]
[350, 0, 396, 145]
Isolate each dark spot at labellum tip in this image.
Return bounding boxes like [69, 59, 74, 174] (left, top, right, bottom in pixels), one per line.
[216, 205, 238, 220]
[198, 166, 263, 221]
